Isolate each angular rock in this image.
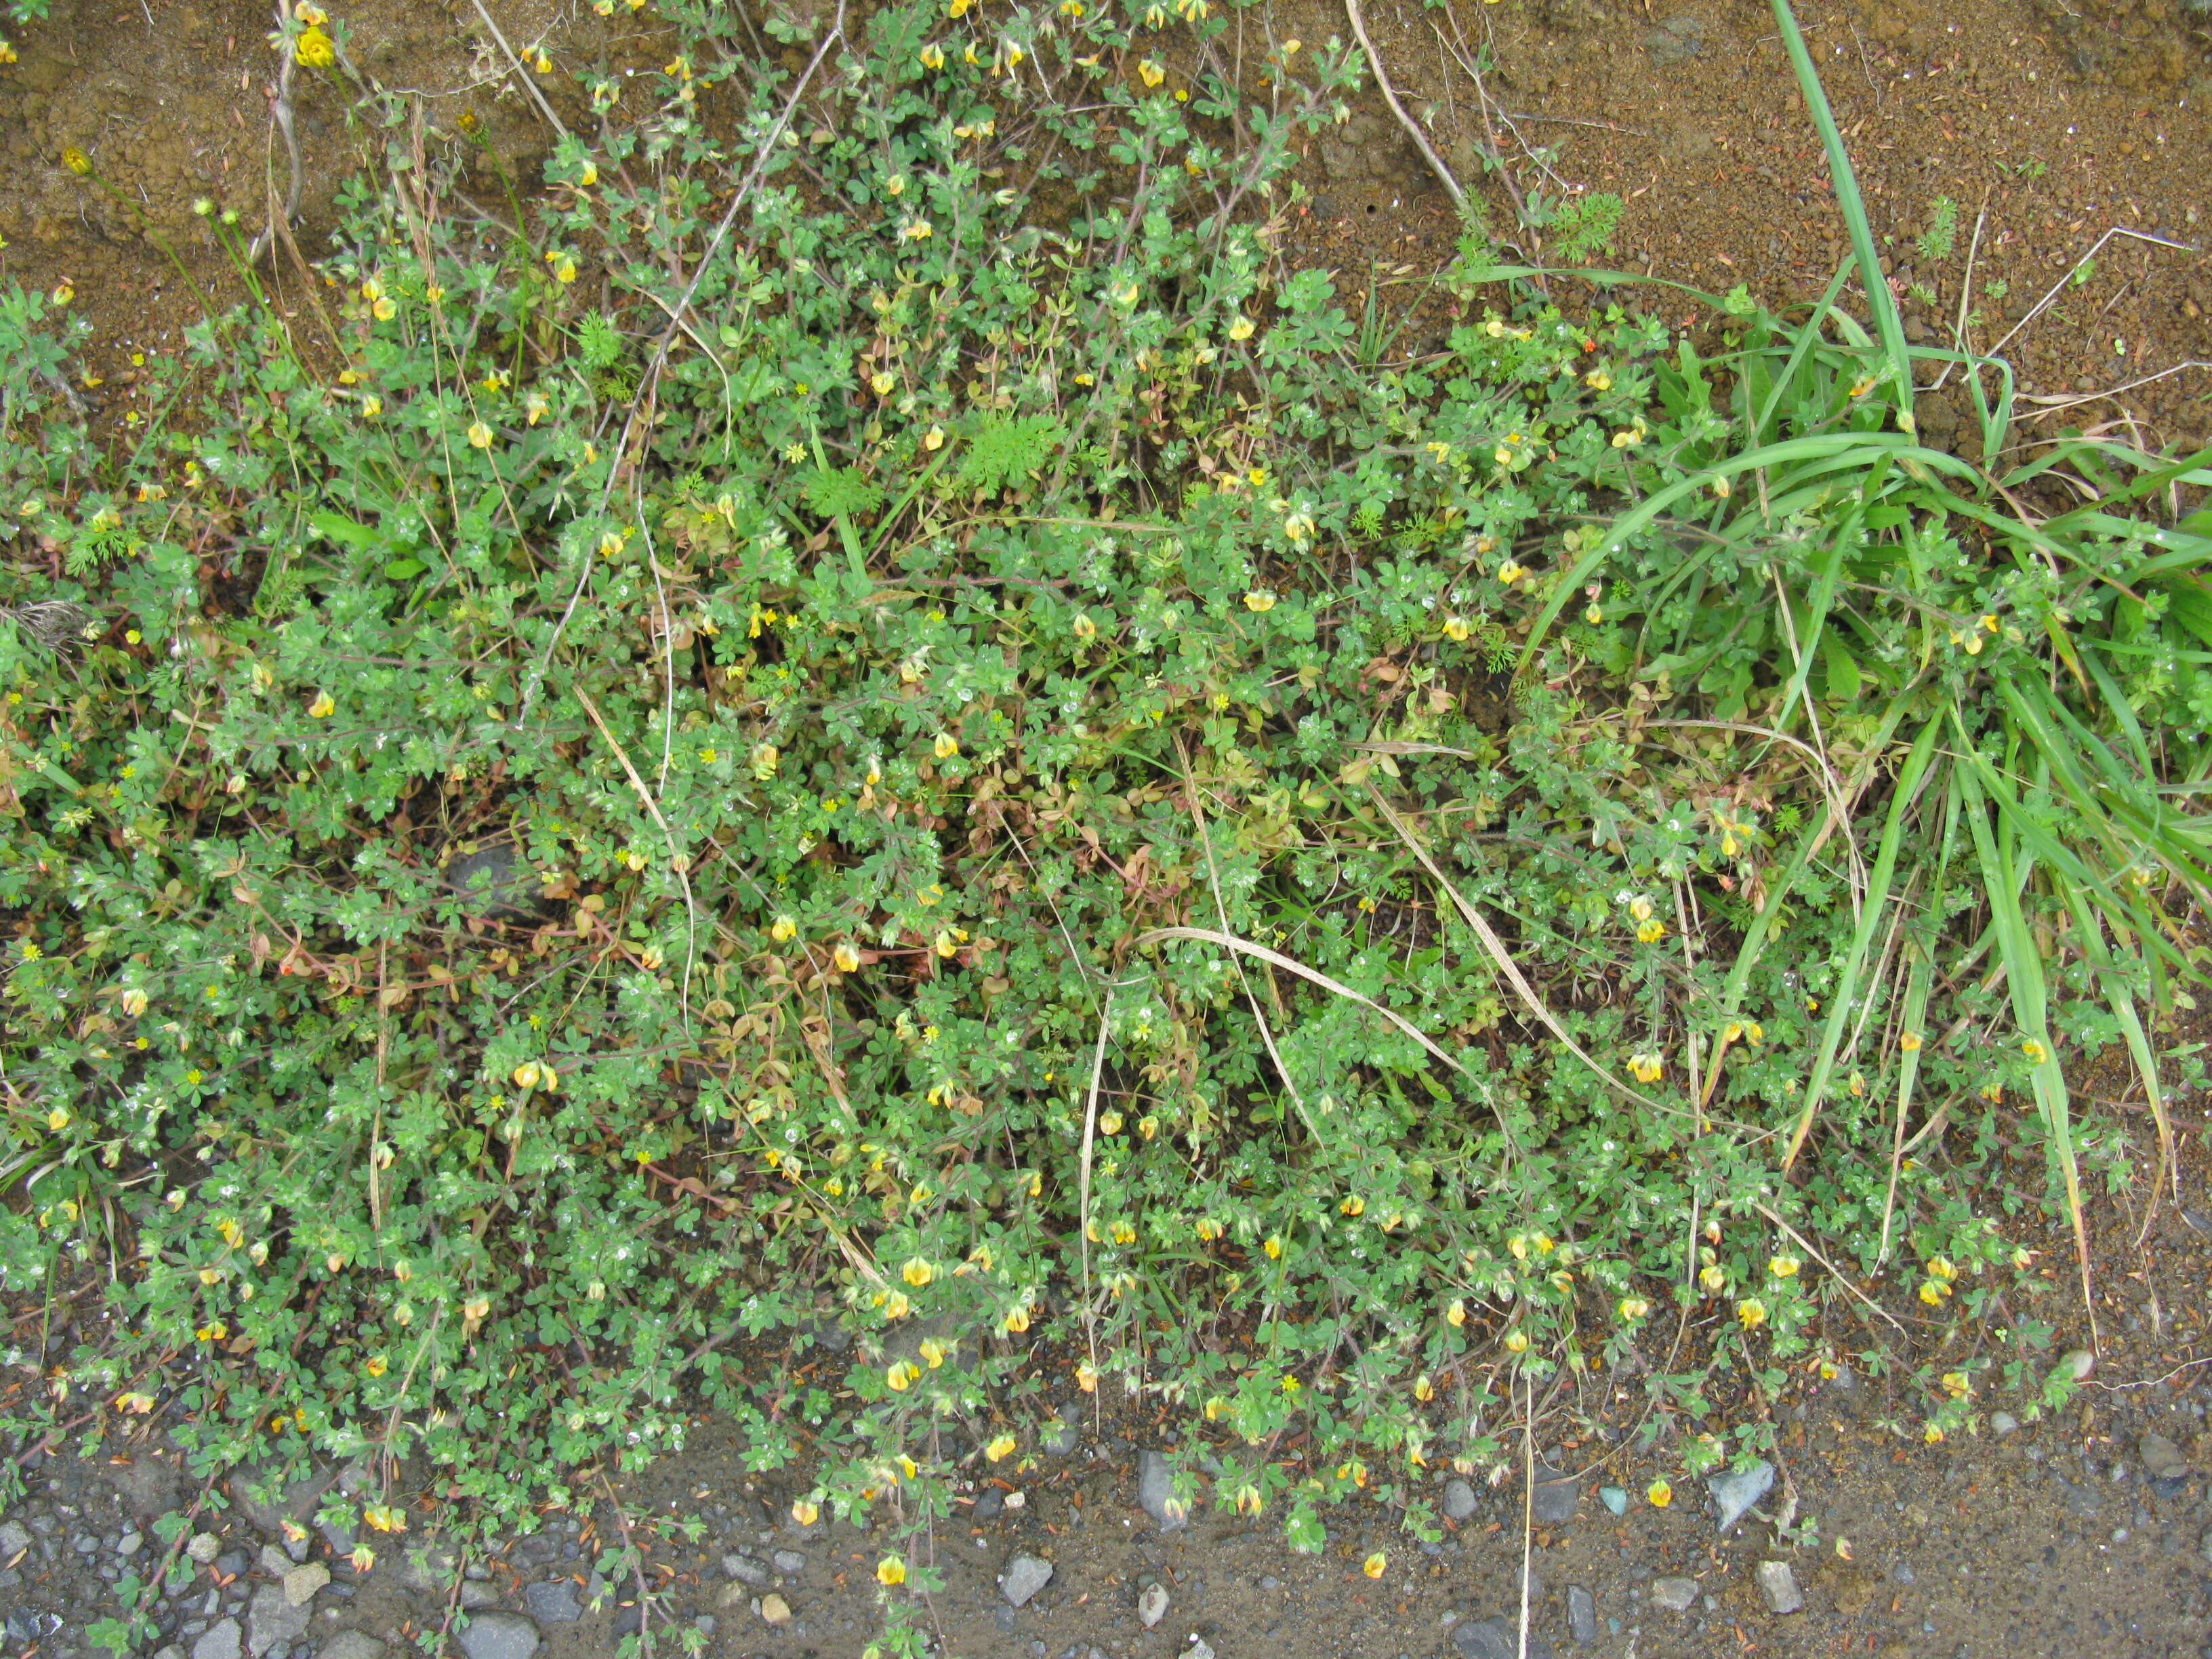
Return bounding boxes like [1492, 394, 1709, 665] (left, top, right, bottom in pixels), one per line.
[453, 1612, 540, 1659]
[772, 1549, 808, 1576]
[1597, 1486, 1628, 1517]
[1567, 1584, 1598, 1646]
[192, 1620, 243, 1659]
[722, 1552, 771, 1588]
[2139, 1431, 2188, 1480]
[1000, 1553, 1054, 1607]
[1707, 1462, 1775, 1535]
[1652, 1576, 1699, 1612]
[187, 1532, 223, 1565]
[245, 1584, 311, 1658]
[1454, 1618, 1553, 1659]
[1443, 1479, 1479, 1521]
[522, 1580, 583, 1624]
[1135, 1451, 1187, 1532]
[758, 1593, 791, 1626]
[1530, 1462, 1579, 1525]
[460, 1582, 499, 1610]
[283, 1562, 330, 1607]
[1755, 1560, 1804, 1614]
[1989, 1411, 2020, 1437]
[0, 1521, 26, 1559]
[317, 1635, 388, 1659]
[1137, 1581, 1169, 1629]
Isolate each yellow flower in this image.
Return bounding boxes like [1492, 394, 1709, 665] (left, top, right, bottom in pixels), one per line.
[885, 1360, 921, 1392]
[948, 0, 969, 14]
[1446, 1298, 1466, 1327]
[918, 1338, 947, 1368]
[1611, 427, 1643, 449]
[1497, 560, 1528, 584]
[1362, 1551, 1387, 1579]
[1339, 1195, 1365, 1217]
[466, 421, 494, 450]
[1618, 1296, 1650, 1320]
[1713, 474, 1732, 498]
[1900, 1031, 1923, 1052]
[1919, 1279, 1950, 1306]
[362, 1504, 407, 1534]
[791, 1500, 819, 1526]
[1263, 1235, 1282, 1260]
[2022, 1038, 2048, 1065]
[1923, 1422, 1945, 1444]
[834, 941, 861, 974]
[1503, 1328, 1529, 1353]
[933, 732, 960, 760]
[919, 42, 945, 68]
[1138, 58, 1164, 86]
[901, 218, 933, 241]
[1585, 604, 1603, 624]
[1768, 1255, 1800, 1278]
[1647, 1478, 1672, 1509]
[1699, 1264, 1727, 1292]
[1635, 918, 1666, 944]
[903, 1256, 934, 1287]
[985, 1433, 1017, 1462]
[1076, 1360, 1098, 1392]
[1926, 1255, 1957, 1280]
[1227, 315, 1254, 342]
[1003, 1305, 1029, 1334]
[1736, 1298, 1766, 1330]
[1243, 590, 1276, 613]
[1940, 1370, 1971, 1398]
[308, 691, 335, 719]
[875, 1553, 908, 1586]
[295, 27, 334, 67]
[770, 916, 798, 943]
[1627, 1052, 1663, 1084]
[1584, 370, 1612, 390]
[363, 1355, 388, 1377]
[361, 396, 382, 419]
[47, 1106, 70, 1132]
[512, 1061, 543, 1090]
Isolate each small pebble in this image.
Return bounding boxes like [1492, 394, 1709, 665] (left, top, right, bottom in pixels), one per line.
[1755, 1561, 1803, 1615]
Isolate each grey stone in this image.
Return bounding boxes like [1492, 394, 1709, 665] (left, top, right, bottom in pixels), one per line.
[192, 1620, 243, 1659]
[758, 1593, 792, 1626]
[1135, 1451, 1187, 1532]
[1652, 1577, 1700, 1612]
[522, 1580, 583, 1624]
[1531, 1462, 1579, 1525]
[246, 1584, 311, 1657]
[1137, 1582, 1168, 1629]
[1755, 1561, 1804, 1615]
[1707, 1462, 1775, 1534]
[1040, 1417, 1080, 1456]
[2141, 1432, 2189, 1480]
[393, 1547, 460, 1593]
[0, 1521, 27, 1557]
[1454, 1617, 1553, 1659]
[459, 1582, 499, 1610]
[993, 1605, 1017, 1635]
[1990, 1411, 2020, 1437]
[283, 1562, 330, 1606]
[1187, 1643, 1218, 1659]
[973, 1487, 1006, 1523]
[1000, 1553, 1054, 1607]
[722, 1552, 771, 1589]
[1568, 1584, 1598, 1645]
[118, 1530, 144, 1557]
[1443, 1479, 1479, 1521]
[230, 1464, 337, 1540]
[453, 1612, 539, 1659]
[188, 1532, 224, 1565]
[1598, 1486, 1628, 1517]
[316, 1635, 388, 1659]
[771, 1549, 808, 1575]
[153, 1646, 186, 1659]
[259, 1542, 300, 1577]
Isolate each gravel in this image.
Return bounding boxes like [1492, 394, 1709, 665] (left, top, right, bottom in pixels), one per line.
[0, 1521, 26, 1557]
[283, 1561, 331, 1606]
[1530, 1462, 1579, 1525]
[452, 1612, 541, 1659]
[187, 1532, 223, 1565]
[1652, 1576, 1700, 1612]
[723, 1552, 772, 1588]
[1443, 1479, 1479, 1521]
[1597, 1486, 1629, 1517]
[1000, 1553, 1054, 1607]
[1990, 1412, 2020, 1437]
[1136, 1450, 1188, 1532]
[773, 1548, 808, 1575]
[1453, 1616, 1555, 1659]
[1567, 1584, 1598, 1645]
[1708, 1462, 1776, 1534]
[316, 1635, 388, 1659]
[523, 1580, 584, 1624]
[192, 1620, 244, 1659]
[245, 1582, 312, 1657]
[1755, 1560, 1805, 1614]
[1137, 1581, 1169, 1628]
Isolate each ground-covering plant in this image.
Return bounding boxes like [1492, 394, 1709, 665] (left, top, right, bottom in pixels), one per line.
[2, 0, 2209, 1652]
